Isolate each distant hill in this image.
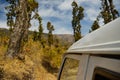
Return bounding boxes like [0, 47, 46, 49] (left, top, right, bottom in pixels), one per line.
[0, 28, 10, 36]
[0, 28, 74, 44]
[54, 34, 74, 44]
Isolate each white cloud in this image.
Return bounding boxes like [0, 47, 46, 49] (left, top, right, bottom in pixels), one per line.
[114, 0, 120, 7]
[52, 21, 72, 34]
[0, 21, 8, 29]
[36, 0, 73, 21]
[29, 18, 41, 32]
[0, 2, 7, 13]
[37, 0, 61, 5]
[38, 8, 72, 21]
[79, 0, 100, 6]
[99, 19, 104, 26]
[114, 0, 120, 13]
[35, 0, 73, 34]
[29, 19, 73, 34]
[38, 8, 58, 18]
[78, 0, 101, 22]
[58, 0, 72, 10]
[54, 27, 72, 34]
[85, 8, 100, 21]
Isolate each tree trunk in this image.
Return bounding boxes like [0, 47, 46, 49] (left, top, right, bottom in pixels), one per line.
[6, 0, 30, 58]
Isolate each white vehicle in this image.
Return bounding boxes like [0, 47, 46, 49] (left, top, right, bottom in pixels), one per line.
[57, 18, 120, 80]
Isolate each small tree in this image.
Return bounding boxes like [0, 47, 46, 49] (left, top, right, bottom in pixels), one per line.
[71, 1, 84, 42]
[33, 13, 43, 41]
[90, 20, 100, 32]
[47, 22, 54, 46]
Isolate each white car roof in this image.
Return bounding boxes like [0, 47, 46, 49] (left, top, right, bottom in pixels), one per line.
[67, 17, 120, 55]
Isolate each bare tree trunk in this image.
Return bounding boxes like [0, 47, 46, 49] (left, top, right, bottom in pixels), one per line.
[6, 0, 30, 58]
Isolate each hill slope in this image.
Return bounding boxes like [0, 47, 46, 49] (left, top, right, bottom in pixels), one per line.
[0, 28, 74, 44]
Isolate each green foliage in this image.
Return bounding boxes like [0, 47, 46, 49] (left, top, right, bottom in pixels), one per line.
[71, 1, 84, 42]
[33, 30, 38, 41]
[5, 0, 16, 32]
[33, 13, 43, 41]
[99, 0, 119, 24]
[28, 0, 38, 11]
[47, 22, 55, 46]
[31, 12, 44, 48]
[90, 20, 100, 32]
[43, 45, 66, 69]
[0, 31, 9, 46]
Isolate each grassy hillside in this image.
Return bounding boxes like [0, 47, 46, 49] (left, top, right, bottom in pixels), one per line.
[0, 28, 73, 80]
[0, 28, 74, 44]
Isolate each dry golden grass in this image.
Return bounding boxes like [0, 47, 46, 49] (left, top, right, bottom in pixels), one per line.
[0, 37, 68, 80]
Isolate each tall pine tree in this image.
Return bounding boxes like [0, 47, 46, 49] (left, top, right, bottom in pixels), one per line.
[72, 1, 84, 42]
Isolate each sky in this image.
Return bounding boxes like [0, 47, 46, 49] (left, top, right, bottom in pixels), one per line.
[0, 0, 120, 36]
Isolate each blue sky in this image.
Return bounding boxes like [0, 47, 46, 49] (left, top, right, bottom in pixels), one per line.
[0, 0, 120, 36]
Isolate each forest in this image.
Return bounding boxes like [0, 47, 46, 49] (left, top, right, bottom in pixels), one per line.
[0, 0, 119, 80]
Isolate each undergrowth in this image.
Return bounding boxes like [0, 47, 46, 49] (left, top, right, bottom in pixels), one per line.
[0, 36, 69, 80]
